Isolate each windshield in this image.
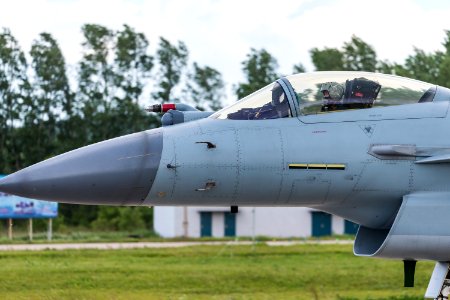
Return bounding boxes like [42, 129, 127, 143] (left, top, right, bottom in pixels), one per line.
[285, 72, 436, 115]
[210, 82, 291, 120]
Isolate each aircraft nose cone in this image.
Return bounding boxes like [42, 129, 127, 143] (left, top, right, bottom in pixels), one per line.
[0, 129, 163, 205]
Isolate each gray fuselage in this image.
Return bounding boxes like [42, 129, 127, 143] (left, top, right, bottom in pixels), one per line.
[146, 100, 450, 229]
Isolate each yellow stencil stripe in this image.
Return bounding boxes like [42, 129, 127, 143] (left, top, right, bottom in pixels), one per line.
[288, 163, 346, 170]
[288, 163, 308, 168]
[307, 164, 327, 168]
[326, 164, 346, 169]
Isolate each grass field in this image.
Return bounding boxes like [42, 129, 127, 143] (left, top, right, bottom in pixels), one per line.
[0, 227, 355, 243]
[0, 243, 434, 300]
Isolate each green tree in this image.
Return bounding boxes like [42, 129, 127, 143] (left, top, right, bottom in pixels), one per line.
[59, 204, 100, 228]
[118, 207, 146, 231]
[404, 48, 444, 83]
[310, 36, 377, 72]
[112, 25, 156, 135]
[376, 60, 398, 74]
[435, 30, 450, 88]
[342, 35, 377, 71]
[91, 207, 121, 230]
[185, 62, 225, 111]
[379, 48, 445, 86]
[114, 25, 153, 104]
[292, 62, 306, 74]
[27, 32, 73, 163]
[0, 28, 30, 173]
[383, 31, 450, 88]
[235, 48, 280, 99]
[310, 47, 344, 71]
[152, 37, 188, 103]
[92, 206, 147, 231]
[78, 24, 115, 143]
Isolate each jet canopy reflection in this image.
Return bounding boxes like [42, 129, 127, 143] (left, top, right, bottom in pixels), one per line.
[211, 72, 450, 120]
[211, 82, 291, 120]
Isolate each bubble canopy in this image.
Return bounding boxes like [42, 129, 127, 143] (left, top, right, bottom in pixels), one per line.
[210, 72, 450, 120]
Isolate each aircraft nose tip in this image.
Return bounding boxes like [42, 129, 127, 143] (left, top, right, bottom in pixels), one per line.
[0, 129, 163, 205]
[0, 175, 23, 195]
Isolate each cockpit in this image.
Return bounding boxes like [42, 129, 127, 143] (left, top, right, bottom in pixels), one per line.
[215, 82, 291, 120]
[210, 72, 450, 120]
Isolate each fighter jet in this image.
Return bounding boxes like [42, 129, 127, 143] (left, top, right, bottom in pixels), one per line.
[1, 71, 450, 299]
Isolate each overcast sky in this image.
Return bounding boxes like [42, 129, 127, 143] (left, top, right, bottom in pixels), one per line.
[2, 0, 450, 102]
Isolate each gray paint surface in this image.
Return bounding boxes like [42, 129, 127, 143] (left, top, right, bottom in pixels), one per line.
[355, 193, 450, 261]
[0, 129, 162, 205]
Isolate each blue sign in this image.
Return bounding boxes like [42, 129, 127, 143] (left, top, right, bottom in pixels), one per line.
[0, 175, 58, 219]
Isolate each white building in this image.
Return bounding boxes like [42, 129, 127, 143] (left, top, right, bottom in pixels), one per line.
[154, 206, 358, 238]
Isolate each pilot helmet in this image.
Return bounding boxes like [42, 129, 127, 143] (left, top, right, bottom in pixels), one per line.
[346, 77, 381, 101]
[320, 82, 344, 101]
[271, 82, 286, 106]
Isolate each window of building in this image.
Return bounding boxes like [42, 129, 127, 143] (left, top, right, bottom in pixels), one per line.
[344, 220, 359, 235]
[311, 211, 331, 237]
[224, 212, 236, 237]
[200, 212, 212, 237]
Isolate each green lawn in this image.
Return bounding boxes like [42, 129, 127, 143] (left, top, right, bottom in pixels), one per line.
[0, 227, 355, 243]
[0, 244, 434, 299]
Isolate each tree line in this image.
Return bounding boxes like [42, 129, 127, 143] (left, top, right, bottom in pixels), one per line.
[1, 24, 450, 231]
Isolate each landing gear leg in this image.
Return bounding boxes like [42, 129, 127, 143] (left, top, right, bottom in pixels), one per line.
[425, 262, 450, 299]
[404, 260, 416, 287]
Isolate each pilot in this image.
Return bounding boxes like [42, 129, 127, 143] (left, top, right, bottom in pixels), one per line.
[253, 82, 289, 119]
[343, 77, 381, 109]
[320, 82, 345, 112]
[270, 82, 290, 118]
